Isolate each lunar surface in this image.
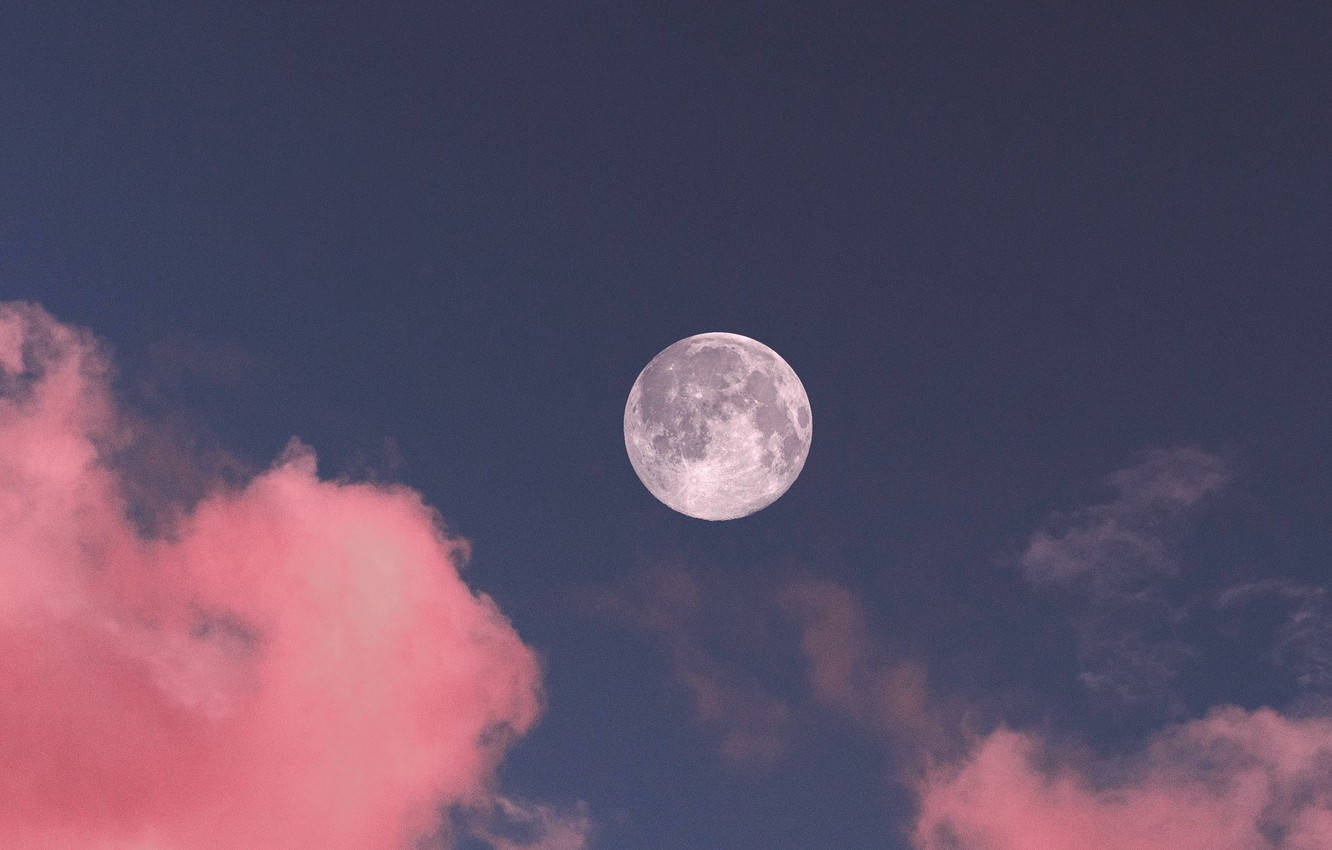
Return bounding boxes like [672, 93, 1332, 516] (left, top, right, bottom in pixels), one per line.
[624, 332, 812, 520]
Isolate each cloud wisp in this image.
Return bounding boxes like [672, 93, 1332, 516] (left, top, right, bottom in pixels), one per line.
[458, 797, 594, 850]
[587, 568, 944, 777]
[778, 579, 945, 768]
[1216, 579, 1332, 697]
[0, 303, 582, 849]
[582, 566, 795, 767]
[1019, 447, 1229, 707]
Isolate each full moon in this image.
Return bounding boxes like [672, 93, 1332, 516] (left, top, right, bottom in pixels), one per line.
[624, 332, 812, 520]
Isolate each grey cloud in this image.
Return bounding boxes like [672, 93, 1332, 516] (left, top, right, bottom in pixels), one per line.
[457, 797, 593, 850]
[1021, 447, 1228, 589]
[584, 569, 945, 772]
[580, 567, 794, 768]
[1216, 579, 1332, 694]
[1019, 447, 1228, 708]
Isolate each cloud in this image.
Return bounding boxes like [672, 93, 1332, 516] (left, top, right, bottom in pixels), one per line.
[587, 569, 945, 772]
[582, 566, 794, 766]
[0, 303, 578, 849]
[1216, 580, 1332, 695]
[913, 450, 1332, 848]
[461, 797, 594, 850]
[1021, 447, 1228, 588]
[754, 576, 1332, 850]
[590, 449, 1332, 850]
[914, 706, 1332, 850]
[1019, 447, 1229, 706]
[778, 579, 944, 766]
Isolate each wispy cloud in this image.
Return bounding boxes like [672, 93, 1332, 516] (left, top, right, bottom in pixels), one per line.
[1021, 447, 1228, 587]
[459, 797, 594, 850]
[1019, 447, 1229, 706]
[581, 567, 794, 767]
[587, 570, 945, 774]
[1216, 579, 1332, 695]
[778, 579, 944, 766]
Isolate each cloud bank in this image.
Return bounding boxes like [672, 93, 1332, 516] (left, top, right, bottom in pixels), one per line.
[0, 303, 578, 849]
[914, 707, 1332, 850]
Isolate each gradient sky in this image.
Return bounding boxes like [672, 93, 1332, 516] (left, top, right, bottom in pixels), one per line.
[2, 3, 1330, 849]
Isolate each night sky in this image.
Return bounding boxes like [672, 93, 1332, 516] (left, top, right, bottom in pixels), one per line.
[3, 3, 1331, 849]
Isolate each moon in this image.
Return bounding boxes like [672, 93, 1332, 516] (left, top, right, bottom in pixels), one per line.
[623, 332, 812, 520]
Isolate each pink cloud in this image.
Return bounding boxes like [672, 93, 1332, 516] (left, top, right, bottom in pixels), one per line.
[0, 303, 568, 849]
[913, 452, 1332, 848]
[779, 580, 939, 761]
[914, 706, 1332, 850]
[765, 580, 1332, 850]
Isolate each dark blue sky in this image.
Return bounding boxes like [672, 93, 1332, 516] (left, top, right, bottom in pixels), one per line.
[3, 3, 1330, 848]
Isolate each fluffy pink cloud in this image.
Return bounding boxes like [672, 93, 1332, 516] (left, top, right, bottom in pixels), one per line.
[0, 303, 568, 849]
[914, 706, 1332, 850]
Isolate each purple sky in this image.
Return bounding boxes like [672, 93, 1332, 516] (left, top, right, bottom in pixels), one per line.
[2, 3, 1330, 848]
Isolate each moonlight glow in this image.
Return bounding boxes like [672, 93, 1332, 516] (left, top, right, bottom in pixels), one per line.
[624, 332, 812, 520]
